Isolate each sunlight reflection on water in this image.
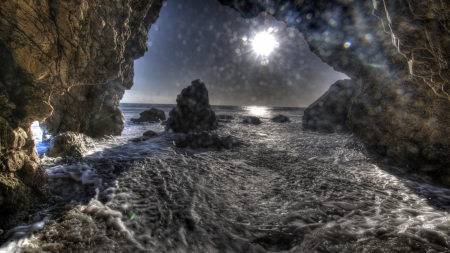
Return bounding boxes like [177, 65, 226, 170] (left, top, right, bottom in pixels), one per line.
[246, 106, 269, 117]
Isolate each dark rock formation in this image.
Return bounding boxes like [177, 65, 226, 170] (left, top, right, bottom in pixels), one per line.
[0, 0, 163, 218]
[46, 132, 94, 158]
[173, 132, 241, 150]
[243, 116, 261, 125]
[143, 130, 158, 138]
[373, 0, 450, 100]
[272, 115, 289, 123]
[219, 0, 450, 184]
[165, 79, 218, 133]
[131, 137, 149, 143]
[302, 80, 357, 133]
[0, 118, 48, 229]
[130, 108, 166, 123]
[131, 130, 157, 142]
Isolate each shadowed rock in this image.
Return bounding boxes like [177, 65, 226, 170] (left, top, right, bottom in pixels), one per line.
[130, 108, 166, 123]
[243, 116, 261, 125]
[131, 130, 158, 142]
[173, 132, 241, 150]
[143, 130, 158, 138]
[46, 132, 94, 158]
[0, 0, 164, 220]
[218, 0, 450, 184]
[165, 79, 218, 133]
[303, 80, 357, 133]
[272, 115, 289, 123]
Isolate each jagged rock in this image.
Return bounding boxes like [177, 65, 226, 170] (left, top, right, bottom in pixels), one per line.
[0, 116, 48, 229]
[46, 132, 94, 158]
[243, 116, 261, 125]
[165, 79, 218, 133]
[173, 132, 241, 149]
[43, 79, 126, 138]
[302, 80, 357, 133]
[373, 0, 450, 99]
[0, 0, 163, 221]
[130, 108, 166, 123]
[272, 115, 289, 123]
[143, 130, 158, 138]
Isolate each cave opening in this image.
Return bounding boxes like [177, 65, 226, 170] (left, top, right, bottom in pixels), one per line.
[32, 0, 351, 156]
[124, 0, 349, 107]
[2, 0, 450, 252]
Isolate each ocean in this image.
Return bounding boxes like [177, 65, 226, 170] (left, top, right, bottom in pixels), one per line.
[2, 104, 450, 252]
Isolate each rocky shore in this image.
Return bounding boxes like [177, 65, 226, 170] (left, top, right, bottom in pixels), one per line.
[0, 0, 449, 227]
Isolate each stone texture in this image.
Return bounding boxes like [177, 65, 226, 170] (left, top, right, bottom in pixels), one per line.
[303, 80, 357, 133]
[130, 108, 166, 123]
[45, 132, 94, 158]
[373, 0, 450, 99]
[0, 0, 163, 221]
[0, 116, 48, 229]
[165, 79, 218, 133]
[42, 79, 126, 138]
[218, 0, 450, 183]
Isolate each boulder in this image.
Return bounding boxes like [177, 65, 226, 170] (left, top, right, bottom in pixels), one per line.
[173, 132, 241, 150]
[131, 137, 150, 143]
[46, 132, 94, 158]
[271, 115, 289, 123]
[130, 108, 166, 123]
[143, 130, 158, 138]
[302, 80, 357, 133]
[165, 79, 218, 133]
[243, 116, 261, 125]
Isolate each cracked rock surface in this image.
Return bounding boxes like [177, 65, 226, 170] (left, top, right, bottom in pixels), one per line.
[0, 0, 163, 224]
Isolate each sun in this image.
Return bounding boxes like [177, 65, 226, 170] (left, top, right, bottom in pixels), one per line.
[251, 32, 279, 56]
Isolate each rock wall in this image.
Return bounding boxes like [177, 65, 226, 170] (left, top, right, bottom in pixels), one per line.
[303, 79, 358, 133]
[42, 78, 127, 138]
[219, 0, 450, 184]
[373, 0, 450, 99]
[0, 0, 163, 224]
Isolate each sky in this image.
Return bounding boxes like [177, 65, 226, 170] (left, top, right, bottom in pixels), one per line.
[122, 0, 349, 107]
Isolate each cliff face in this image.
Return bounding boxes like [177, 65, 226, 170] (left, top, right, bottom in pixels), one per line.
[303, 80, 358, 133]
[0, 0, 162, 225]
[219, 0, 450, 183]
[373, 0, 450, 99]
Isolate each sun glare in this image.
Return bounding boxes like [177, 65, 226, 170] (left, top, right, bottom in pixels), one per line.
[248, 106, 268, 117]
[251, 32, 279, 56]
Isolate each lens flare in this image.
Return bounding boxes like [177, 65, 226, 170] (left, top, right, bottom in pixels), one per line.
[251, 32, 279, 56]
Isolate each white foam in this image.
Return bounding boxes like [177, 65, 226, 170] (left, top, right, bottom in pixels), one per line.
[46, 163, 102, 188]
[0, 221, 46, 252]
